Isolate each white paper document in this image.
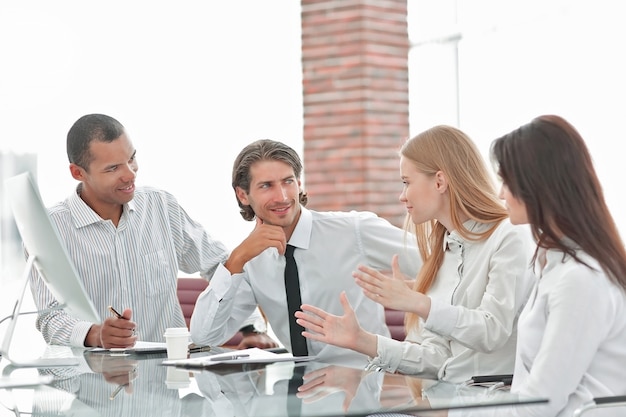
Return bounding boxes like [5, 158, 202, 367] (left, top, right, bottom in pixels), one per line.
[88, 340, 168, 354]
[162, 347, 316, 367]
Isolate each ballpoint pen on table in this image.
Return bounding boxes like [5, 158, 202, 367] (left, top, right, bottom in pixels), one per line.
[172, 354, 251, 370]
[209, 353, 250, 361]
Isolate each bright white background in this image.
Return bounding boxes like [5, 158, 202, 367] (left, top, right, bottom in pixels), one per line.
[408, 0, 626, 239]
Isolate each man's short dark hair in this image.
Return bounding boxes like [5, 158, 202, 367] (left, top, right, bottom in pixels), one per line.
[67, 114, 125, 170]
[232, 139, 308, 221]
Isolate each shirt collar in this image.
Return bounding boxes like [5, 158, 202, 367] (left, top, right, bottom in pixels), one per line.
[443, 231, 464, 251]
[287, 206, 312, 250]
[537, 237, 587, 274]
[442, 219, 487, 251]
[68, 183, 135, 228]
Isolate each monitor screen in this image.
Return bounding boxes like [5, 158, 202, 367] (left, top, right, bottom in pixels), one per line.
[5, 172, 101, 324]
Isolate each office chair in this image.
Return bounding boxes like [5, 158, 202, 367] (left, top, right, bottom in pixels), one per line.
[383, 307, 406, 341]
[176, 277, 242, 348]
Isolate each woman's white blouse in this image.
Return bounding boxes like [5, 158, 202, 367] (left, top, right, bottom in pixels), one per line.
[450, 245, 626, 417]
[508, 247, 626, 417]
[373, 219, 534, 382]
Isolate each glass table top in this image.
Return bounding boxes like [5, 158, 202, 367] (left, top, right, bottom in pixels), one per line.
[0, 346, 547, 417]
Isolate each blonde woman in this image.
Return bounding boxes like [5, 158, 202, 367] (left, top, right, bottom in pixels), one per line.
[296, 125, 533, 383]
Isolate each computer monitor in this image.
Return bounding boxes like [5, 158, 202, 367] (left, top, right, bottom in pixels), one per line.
[1, 172, 101, 367]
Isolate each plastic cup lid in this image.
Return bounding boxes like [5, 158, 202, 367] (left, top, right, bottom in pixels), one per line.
[164, 327, 190, 337]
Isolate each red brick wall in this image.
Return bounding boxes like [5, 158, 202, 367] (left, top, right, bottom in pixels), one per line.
[301, 0, 409, 227]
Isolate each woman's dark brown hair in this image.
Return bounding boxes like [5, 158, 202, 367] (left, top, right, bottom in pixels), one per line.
[491, 115, 626, 290]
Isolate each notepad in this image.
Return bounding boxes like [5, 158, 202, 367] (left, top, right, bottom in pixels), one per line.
[161, 347, 316, 368]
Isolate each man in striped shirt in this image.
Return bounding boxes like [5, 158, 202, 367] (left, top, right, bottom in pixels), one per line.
[29, 113, 276, 350]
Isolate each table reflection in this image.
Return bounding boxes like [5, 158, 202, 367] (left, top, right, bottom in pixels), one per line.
[194, 362, 386, 417]
[0, 347, 547, 417]
[35, 353, 193, 417]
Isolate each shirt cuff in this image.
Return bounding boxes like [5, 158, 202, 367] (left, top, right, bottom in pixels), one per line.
[211, 263, 241, 301]
[424, 297, 459, 335]
[365, 335, 402, 373]
[70, 321, 95, 348]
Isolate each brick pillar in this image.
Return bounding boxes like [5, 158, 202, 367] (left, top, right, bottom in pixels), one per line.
[301, 0, 409, 227]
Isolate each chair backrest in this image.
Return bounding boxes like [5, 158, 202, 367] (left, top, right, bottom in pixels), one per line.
[176, 277, 243, 347]
[177, 277, 209, 328]
[385, 307, 406, 341]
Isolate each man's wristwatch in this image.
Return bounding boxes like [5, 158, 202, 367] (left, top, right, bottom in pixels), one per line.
[239, 320, 267, 335]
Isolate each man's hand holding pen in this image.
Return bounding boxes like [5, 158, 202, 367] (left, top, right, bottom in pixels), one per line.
[101, 306, 138, 349]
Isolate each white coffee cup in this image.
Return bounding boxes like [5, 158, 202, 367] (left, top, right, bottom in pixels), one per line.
[163, 327, 190, 359]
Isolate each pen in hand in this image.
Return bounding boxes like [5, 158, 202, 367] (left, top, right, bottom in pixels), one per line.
[108, 305, 136, 336]
[108, 305, 125, 319]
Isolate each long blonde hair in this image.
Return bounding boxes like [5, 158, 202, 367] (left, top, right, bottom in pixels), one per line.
[403, 126, 508, 330]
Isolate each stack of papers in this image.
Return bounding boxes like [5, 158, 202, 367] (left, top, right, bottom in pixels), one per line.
[162, 347, 316, 368]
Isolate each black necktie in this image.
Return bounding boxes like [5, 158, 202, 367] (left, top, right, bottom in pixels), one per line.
[284, 244, 308, 356]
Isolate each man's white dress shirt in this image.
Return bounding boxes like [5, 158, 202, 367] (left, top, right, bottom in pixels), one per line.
[30, 186, 239, 347]
[191, 207, 422, 367]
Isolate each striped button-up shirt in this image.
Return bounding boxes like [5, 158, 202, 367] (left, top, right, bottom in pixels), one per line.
[30, 185, 230, 347]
